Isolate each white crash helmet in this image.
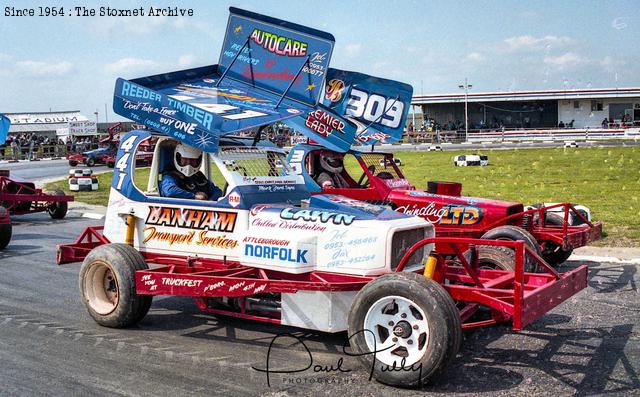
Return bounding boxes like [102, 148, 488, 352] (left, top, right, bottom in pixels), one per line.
[174, 143, 202, 177]
[320, 153, 343, 173]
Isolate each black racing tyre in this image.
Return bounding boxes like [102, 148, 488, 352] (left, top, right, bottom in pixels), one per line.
[68, 160, 78, 166]
[544, 212, 564, 226]
[464, 245, 515, 271]
[47, 189, 68, 219]
[348, 272, 461, 388]
[5, 183, 32, 211]
[543, 244, 573, 266]
[481, 226, 541, 272]
[0, 221, 11, 250]
[79, 243, 152, 328]
[481, 225, 540, 255]
[541, 213, 574, 265]
[85, 158, 96, 167]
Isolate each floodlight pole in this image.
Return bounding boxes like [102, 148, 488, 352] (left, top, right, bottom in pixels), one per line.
[458, 78, 472, 142]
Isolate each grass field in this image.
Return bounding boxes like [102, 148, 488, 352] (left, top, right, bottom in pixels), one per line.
[46, 146, 640, 246]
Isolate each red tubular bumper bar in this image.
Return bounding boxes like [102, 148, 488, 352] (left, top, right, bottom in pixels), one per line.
[56, 226, 109, 265]
[0, 176, 74, 214]
[396, 237, 588, 330]
[486, 202, 603, 248]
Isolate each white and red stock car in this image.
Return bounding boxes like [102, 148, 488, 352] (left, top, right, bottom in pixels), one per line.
[57, 7, 588, 388]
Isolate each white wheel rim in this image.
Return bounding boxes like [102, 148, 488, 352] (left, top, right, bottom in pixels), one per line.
[363, 295, 430, 367]
[84, 261, 119, 315]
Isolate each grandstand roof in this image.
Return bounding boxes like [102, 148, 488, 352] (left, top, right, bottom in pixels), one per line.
[412, 87, 640, 105]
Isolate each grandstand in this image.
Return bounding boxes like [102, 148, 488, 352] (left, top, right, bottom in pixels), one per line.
[409, 87, 640, 142]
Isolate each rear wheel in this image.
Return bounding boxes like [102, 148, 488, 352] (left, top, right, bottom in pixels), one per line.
[0, 217, 11, 250]
[464, 245, 515, 271]
[3, 182, 32, 211]
[68, 160, 78, 166]
[348, 272, 461, 387]
[47, 189, 68, 219]
[85, 158, 96, 167]
[481, 226, 541, 272]
[79, 243, 152, 328]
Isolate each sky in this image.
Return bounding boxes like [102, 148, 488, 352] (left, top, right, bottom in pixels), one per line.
[0, 0, 638, 121]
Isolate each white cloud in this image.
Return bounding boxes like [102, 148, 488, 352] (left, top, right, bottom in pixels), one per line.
[466, 52, 485, 62]
[89, 16, 168, 36]
[543, 52, 584, 66]
[103, 58, 159, 75]
[177, 54, 196, 68]
[16, 60, 73, 76]
[0, 53, 12, 62]
[599, 55, 626, 71]
[174, 17, 187, 29]
[173, 18, 218, 39]
[504, 35, 574, 52]
[344, 43, 362, 57]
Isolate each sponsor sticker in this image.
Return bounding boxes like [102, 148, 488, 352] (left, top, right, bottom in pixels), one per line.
[146, 206, 238, 232]
[228, 191, 241, 208]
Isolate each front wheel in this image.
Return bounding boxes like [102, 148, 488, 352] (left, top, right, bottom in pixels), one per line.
[79, 243, 152, 328]
[541, 213, 574, 265]
[85, 158, 96, 167]
[542, 243, 573, 266]
[68, 160, 78, 166]
[348, 272, 461, 388]
[47, 189, 68, 219]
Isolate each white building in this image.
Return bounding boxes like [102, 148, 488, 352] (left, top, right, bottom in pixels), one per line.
[6, 111, 91, 137]
[412, 88, 640, 130]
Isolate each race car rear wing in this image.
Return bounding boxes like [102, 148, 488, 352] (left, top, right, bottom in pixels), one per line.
[0, 113, 10, 144]
[112, 7, 335, 153]
[282, 68, 414, 152]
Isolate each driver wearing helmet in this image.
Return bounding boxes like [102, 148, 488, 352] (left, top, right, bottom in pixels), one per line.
[316, 153, 348, 189]
[160, 143, 222, 201]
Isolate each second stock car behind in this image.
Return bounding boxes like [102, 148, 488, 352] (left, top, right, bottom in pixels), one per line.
[288, 145, 602, 267]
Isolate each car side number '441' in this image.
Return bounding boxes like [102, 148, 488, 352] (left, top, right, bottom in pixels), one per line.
[115, 135, 138, 190]
[345, 88, 404, 129]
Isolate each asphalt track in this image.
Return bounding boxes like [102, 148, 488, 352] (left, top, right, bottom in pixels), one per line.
[0, 159, 72, 182]
[1, 213, 638, 396]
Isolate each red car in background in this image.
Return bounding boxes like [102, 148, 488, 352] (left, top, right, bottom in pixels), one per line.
[289, 144, 603, 266]
[105, 136, 156, 168]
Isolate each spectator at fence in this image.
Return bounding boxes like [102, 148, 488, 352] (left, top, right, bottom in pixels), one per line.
[28, 133, 36, 160]
[11, 138, 20, 160]
[602, 118, 608, 129]
[558, 121, 565, 128]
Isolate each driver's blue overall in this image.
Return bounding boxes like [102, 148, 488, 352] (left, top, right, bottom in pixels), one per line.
[160, 171, 223, 200]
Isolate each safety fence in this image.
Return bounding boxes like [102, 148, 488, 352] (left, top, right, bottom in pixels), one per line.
[403, 127, 640, 144]
[465, 127, 640, 142]
[0, 145, 68, 161]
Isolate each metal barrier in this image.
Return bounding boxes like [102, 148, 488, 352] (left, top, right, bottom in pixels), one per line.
[466, 127, 639, 142]
[0, 145, 68, 161]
